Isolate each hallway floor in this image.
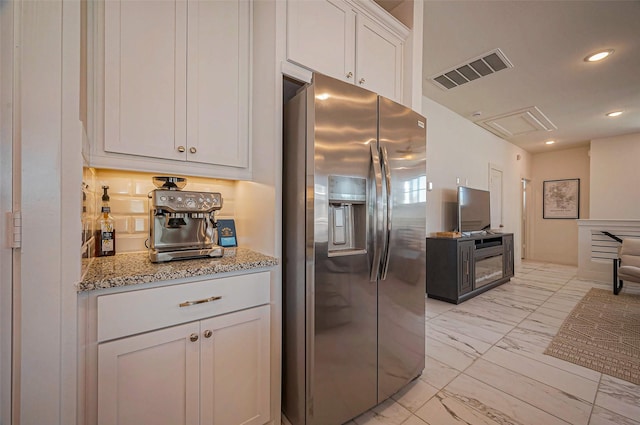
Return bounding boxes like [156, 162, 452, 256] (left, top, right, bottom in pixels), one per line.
[347, 261, 640, 425]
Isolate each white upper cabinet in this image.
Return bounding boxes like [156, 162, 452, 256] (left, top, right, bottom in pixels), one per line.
[287, 0, 356, 83]
[186, 0, 249, 168]
[95, 0, 251, 179]
[286, 0, 407, 102]
[355, 13, 403, 101]
[104, 0, 187, 162]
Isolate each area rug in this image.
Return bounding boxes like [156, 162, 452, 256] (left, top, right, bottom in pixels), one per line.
[544, 288, 640, 385]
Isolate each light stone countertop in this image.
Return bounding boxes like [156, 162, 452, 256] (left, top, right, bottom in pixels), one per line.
[78, 247, 278, 292]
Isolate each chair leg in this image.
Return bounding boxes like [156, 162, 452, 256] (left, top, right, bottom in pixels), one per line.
[614, 279, 623, 295]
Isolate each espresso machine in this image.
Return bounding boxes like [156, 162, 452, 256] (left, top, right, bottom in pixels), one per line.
[148, 176, 224, 262]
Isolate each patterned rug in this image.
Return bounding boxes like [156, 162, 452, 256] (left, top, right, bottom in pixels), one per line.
[544, 288, 640, 385]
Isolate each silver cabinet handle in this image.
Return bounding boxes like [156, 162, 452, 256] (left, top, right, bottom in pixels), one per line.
[177, 146, 186, 153]
[358, 78, 366, 85]
[203, 330, 212, 338]
[346, 71, 353, 79]
[179, 295, 222, 307]
[189, 333, 199, 342]
[189, 147, 197, 154]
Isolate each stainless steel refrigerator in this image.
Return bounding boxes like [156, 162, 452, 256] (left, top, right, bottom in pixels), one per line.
[283, 73, 426, 425]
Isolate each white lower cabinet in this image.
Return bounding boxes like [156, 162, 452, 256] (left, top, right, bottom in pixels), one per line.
[97, 305, 270, 425]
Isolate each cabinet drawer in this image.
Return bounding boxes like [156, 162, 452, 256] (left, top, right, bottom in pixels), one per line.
[97, 271, 270, 342]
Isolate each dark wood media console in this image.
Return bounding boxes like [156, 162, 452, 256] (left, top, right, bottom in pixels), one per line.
[426, 233, 514, 304]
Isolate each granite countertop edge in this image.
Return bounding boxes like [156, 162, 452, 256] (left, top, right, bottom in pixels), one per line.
[78, 247, 278, 292]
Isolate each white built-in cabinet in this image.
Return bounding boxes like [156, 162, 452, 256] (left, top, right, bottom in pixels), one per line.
[98, 306, 270, 425]
[286, 0, 406, 102]
[80, 271, 271, 425]
[90, 0, 252, 179]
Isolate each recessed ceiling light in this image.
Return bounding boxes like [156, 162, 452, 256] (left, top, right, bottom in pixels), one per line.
[545, 140, 555, 145]
[584, 49, 614, 62]
[606, 110, 623, 117]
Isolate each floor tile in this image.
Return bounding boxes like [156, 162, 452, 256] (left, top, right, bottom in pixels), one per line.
[482, 346, 599, 403]
[348, 260, 639, 425]
[353, 398, 412, 425]
[594, 375, 640, 422]
[589, 405, 640, 425]
[392, 378, 439, 412]
[416, 374, 572, 425]
[465, 358, 592, 424]
[419, 356, 461, 390]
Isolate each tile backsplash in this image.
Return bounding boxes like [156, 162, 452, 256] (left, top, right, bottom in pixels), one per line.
[84, 168, 237, 254]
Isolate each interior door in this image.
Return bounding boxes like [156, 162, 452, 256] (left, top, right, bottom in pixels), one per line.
[0, 5, 15, 421]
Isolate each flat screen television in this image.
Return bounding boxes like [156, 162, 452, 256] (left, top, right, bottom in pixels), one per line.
[457, 186, 491, 233]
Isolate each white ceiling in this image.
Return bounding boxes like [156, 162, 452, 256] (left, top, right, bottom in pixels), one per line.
[421, 1, 640, 153]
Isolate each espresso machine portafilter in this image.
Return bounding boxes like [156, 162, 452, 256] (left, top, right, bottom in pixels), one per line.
[147, 177, 224, 263]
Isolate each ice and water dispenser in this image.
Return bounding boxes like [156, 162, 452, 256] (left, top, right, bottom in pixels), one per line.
[328, 176, 367, 256]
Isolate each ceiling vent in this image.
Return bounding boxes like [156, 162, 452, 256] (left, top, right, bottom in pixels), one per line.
[430, 48, 514, 90]
[476, 106, 557, 139]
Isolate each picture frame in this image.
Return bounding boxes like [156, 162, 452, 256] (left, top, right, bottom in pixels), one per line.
[543, 178, 580, 219]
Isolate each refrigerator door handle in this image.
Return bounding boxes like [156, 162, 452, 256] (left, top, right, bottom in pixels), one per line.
[380, 146, 393, 280]
[370, 143, 384, 282]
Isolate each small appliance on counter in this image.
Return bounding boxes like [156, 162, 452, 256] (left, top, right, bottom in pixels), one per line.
[147, 176, 224, 263]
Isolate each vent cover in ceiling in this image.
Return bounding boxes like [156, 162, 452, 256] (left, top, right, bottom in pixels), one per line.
[477, 106, 557, 139]
[430, 48, 513, 90]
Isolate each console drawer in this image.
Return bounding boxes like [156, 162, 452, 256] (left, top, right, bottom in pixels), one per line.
[97, 271, 270, 342]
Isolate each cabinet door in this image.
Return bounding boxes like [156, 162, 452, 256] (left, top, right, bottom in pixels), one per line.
[287, 0, 356, 83]
[458, 241, 474, 295]
[355, 14, 403, 101]
[187, 0, 250, 168]
[200, 305, 270, 425]
[104, 0, 187, 161]
[97, 322, 200, 425]
[503, 234, 514, 278]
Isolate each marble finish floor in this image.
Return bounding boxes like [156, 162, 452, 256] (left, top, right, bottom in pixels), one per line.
[347, 260, 640, 425]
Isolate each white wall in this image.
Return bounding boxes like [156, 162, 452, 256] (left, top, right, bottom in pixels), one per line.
[590, 132, 640, 219]
[421, 96, 531, 262]
[529, 146, 590, 265]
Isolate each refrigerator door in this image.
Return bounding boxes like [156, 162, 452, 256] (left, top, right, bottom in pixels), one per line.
[377, 96, 427, 401]
[310, 74, 379, 425]
[285, 74, 381, 425]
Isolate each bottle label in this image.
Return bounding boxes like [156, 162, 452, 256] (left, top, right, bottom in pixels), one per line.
[101, 222, 114, 253]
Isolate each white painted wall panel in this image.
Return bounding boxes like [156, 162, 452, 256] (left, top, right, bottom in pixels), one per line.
[590, 132, 640, 219]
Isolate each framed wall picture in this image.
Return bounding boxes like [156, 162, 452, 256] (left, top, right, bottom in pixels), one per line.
[543, 178, 580, 219]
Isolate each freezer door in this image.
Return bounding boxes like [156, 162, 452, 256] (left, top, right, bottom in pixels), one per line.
[310, 73, 379, 425]
[377, 96, 427, 402]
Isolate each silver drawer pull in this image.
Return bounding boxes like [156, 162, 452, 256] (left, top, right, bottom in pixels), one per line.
[179, 295, 222, 307]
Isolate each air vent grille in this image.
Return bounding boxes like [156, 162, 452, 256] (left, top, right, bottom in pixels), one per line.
[430, 49, 513, 90]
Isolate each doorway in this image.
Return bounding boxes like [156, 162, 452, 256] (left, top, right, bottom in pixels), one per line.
[489, 164, 503, 230]
[521, 178, 531, 259]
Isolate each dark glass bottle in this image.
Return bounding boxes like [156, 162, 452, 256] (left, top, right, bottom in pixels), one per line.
[95, 185, 116, 257]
